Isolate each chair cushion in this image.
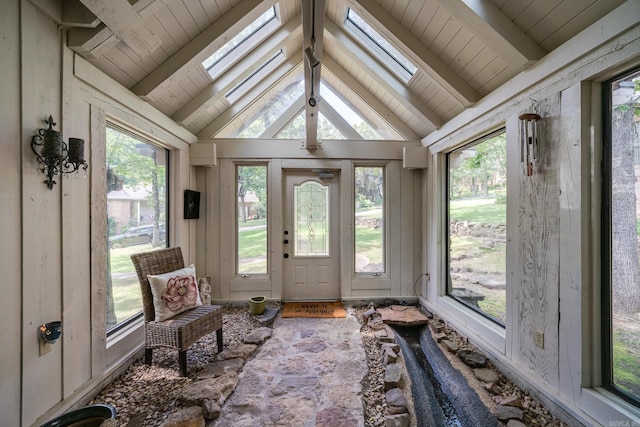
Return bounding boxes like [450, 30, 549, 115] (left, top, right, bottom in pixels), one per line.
[147, 264, 202, 321]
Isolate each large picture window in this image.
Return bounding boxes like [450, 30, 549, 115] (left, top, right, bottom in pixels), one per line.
[603, 68, 640, 405]
[237, 165, 268, 274]
[447, 130, 507, 324]
[106, 125, 168, 332]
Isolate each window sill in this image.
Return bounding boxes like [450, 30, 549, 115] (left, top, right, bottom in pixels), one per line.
[581, 387, 640, 425]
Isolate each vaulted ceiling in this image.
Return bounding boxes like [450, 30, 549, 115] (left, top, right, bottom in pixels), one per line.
[62, 0, 624, 144]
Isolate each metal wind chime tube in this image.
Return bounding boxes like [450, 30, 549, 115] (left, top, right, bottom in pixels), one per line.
[518, 113, 541, 176]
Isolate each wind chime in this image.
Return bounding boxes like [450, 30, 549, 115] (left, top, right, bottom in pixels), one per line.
[519, 112, 541, 176]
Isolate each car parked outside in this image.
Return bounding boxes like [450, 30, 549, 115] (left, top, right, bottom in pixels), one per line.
[109, 224, 166, 248]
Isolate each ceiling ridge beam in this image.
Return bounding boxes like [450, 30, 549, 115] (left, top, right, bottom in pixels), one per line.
[434, 0, 545, 69]
[350, 0, 480, 107]
[197, 59, 302, 139]
[76, 0, 162, 58]
[322, 56, 418, 140]
[325, 19, 443, 129]
[260, 95, 305, 139]
[132, 0, 277, 99]
[318, 102, 363, 140]
[172, 20, 302, 125]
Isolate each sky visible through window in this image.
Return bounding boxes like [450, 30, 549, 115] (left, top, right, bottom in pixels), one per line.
[345, 8, 417, 82]
[202, 7, 277, 71]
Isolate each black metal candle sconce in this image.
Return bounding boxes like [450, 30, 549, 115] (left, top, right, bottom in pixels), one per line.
[31, 115, 88, 189]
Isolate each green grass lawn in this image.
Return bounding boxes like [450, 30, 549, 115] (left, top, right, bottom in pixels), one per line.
[355, 225, 384, 264]
[450, 198, 506, 224]
[613, 329, 640, 397]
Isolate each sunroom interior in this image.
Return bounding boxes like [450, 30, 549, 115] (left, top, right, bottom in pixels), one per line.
[3, 0, 640, 425]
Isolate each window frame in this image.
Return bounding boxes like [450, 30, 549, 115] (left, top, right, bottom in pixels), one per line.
[202, 6, 281, 80]
[105, 123, 170, 337]
[601, 66, 640, 408]
[343, 8, 417, 84]
[353, 163, 387, 277]
[445, 128, 507, 327]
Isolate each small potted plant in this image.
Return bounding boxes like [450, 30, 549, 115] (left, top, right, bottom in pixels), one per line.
[248, 296, 266, 315]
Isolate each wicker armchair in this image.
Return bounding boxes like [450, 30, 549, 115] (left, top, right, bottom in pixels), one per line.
[131, 247, 223, 376]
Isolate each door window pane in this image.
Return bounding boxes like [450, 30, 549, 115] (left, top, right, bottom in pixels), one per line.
[237, 165, 268, 274]
[294, 181, 329, 256]
[605, 69, 640, 403]
[106, 126, 168, 331]
[355, 167, 384, 273]
[448, 131, 507, 324]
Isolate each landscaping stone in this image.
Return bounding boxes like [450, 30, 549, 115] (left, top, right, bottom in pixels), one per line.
[434, 332, 446, 342]
[180, 374, 237, 406]
[385, 413, 410, 427]
[442, 339, 459, 353]
[256, 305, 279, 327]
[474, 367, 500, 383]
[202, 399, 221, 420]
[315, 406, 362, 427]
[385, 388, 408, 415]
[495, 405, 525, 421]
[500, 394, 524, 408]
[457, 349, 487, 368]
[197, 358, 244, 379]
[378, 305, 430, 326]
[158, 406, 204, 427]
[384, 363, 403, 390]
[216, 344, 257, 361]
[381, 346, 398, 365]
[506, 420, 528, 427]
[243, 327, 273, 344]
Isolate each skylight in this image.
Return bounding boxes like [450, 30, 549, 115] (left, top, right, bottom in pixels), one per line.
[202, 6, 279, 77]
[225, 50, 284, 101]
[344, 8, 417, 84]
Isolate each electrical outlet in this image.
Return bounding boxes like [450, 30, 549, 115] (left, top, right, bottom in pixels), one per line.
[534, 330, 544, 349]
[39, 340, 51, 356]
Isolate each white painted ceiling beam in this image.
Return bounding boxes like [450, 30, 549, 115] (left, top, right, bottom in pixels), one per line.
[132, 0, 277, 99]
[260, 95, 305, 139]
[325, 19, 443, 129]
[434, 0, 545, 69]
[77, 0, 162, 58]
[349, 0, 480, 107]
[198, 59, 302, 139]
[302, 0, 326, 151]
[322, 57, 417, 140]
[67, 0, 163, 58]
[172, 20, 303, 126]
[319, 102, 363, 140]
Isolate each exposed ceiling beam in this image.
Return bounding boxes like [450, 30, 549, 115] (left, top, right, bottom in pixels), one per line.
[67, 0, 164, 58]
[132, 0, 277, 99]
[325, 19, 443, 130]
[434, 0, 545, 69]
[77, 0, 162, 58]
[322, 57, 416, 140]
[197, 59, 302, 139]
[349, 0, 480, 107]
[62, 0, 100, 28]
[319, 102, 363, 140]
[260, 95, 305, 139]
[302, 0, 325, 152]
[172, 19, 303, 126]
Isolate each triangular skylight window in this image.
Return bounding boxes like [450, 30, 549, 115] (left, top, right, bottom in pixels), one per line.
[344, 8, 417, 84]
[320, 83, 381, 139]
[202, 6, 280, 79]
[277, 111, 346, 140]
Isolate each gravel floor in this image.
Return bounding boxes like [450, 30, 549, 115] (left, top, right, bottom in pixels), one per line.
[90, 305, 568, 427]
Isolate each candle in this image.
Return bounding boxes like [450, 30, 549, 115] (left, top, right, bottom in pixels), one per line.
[68, 138, 85, 164]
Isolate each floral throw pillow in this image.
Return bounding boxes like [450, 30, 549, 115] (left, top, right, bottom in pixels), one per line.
[147, 264, 202, 322]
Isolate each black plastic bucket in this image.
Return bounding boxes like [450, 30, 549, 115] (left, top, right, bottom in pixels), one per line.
[39, 404, 116, 427]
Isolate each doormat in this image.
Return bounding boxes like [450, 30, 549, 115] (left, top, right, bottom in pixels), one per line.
[281, 301, 346, 318]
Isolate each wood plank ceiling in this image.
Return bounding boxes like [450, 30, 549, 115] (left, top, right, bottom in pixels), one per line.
[62, 0, 625, 142]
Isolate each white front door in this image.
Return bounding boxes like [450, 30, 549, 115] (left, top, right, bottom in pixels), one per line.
[282, 170, 340, 301]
